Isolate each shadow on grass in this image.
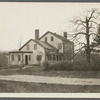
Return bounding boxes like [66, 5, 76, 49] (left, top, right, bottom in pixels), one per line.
[0, 80, 100, 93]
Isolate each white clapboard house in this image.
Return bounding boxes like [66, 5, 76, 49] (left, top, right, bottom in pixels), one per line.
[8, 29, 74, 65]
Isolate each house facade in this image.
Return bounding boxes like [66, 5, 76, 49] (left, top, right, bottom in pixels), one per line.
[8, 29, 74, 65]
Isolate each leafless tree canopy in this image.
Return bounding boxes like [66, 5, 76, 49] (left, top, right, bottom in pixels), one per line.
[71, 8, 100, 63]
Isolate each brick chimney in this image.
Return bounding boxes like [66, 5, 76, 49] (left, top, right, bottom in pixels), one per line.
[35, 29, 39, 40]
[63, 32, 67, 39]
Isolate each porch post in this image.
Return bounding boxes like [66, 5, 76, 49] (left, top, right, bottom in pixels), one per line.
[22, 53, 24, 65]
[51, 54, 53, 61]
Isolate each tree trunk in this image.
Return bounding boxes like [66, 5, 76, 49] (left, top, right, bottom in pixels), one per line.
[86, 18, 91, 64]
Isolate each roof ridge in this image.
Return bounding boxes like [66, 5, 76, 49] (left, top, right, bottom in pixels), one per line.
[39, 31, 73, 43]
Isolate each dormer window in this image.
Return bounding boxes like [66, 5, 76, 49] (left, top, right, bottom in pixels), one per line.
[27, 44, 30, 50]
[51, 36, 54, 41]
[45, 37, 47, 42]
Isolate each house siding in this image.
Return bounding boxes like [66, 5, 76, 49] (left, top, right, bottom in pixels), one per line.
[9, 31, 74, 66]
[9, 53, 23, 65]
[40, 32, 63, 53]
[20, 40, 45, 65]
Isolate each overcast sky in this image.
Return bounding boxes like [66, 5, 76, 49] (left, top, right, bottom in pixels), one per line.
[0, 3, 100, 51]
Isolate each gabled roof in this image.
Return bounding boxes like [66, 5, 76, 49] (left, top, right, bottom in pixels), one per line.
[19, 39, 57, 51]
[19, 39, 33, 51]
[34, 40, 57, 50]
[39, 31, 73, 43]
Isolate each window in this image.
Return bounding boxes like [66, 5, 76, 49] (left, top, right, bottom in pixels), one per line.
[37, 55, 42, 61]
[29, 55, 31, 61]
[58, 43, 62, 49]
[34, 44, 37, 50]
[45, 37, 47, 42]
[47, 55, 52, 61]
[51, 36, 54, 41]
[18, 55, 21, 61]
[59, 55, 62, 61]
[53, 55, 56, 60]
[11, 55, 14, 61]
[27, 44, 30, 50]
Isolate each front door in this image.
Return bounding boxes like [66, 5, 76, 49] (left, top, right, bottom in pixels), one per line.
[25, 55, 28, 65]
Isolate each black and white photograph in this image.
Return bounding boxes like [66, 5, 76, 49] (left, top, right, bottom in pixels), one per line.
[0, 2, 100, 96]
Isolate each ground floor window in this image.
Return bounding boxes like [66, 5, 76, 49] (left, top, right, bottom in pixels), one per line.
[46, 54, 57, 61]
[53, 55, 56, 60]
[11, 55, 14, 61]
[58, 54, 63, 61]
[47, 55, 52, 61]
[37, 55, 42, 61]
[46, 54, 64, 61]
[18, 55, 21, 61]
[29, 55, 31, 61]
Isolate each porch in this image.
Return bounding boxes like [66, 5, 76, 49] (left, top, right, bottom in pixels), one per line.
[45, 49, 64, 62]
[9, 51, 33, 65]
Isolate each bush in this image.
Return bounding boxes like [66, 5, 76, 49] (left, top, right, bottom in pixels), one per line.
[90, 62, 100, 71]
[44, 60, 100, 71]
[0, 52, 8, 68]
[8, 64, 24, 69]
[44, 61, 73, 71]
[51, 62, 73, 71]
[72, 60, 100, 71]
[43, 61, 50, 70]
[72, 61, 90, 71]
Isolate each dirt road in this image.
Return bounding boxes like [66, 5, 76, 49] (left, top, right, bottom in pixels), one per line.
[0, 75, 99, 85]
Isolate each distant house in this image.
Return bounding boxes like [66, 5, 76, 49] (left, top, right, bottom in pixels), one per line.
[8, 29, 74, 65]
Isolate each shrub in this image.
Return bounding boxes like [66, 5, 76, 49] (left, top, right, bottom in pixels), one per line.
[44, 61, 73, 71]
[50, 62, 73, 71]
[0, 52, 8, 68]
[43, 61, 50, 70]
[44, 60, 100, 71]
[90, 62, 100, 71]
[72, 61, 90, 71]
[72, 60, 100, 71]
[8, 64, 24, 69]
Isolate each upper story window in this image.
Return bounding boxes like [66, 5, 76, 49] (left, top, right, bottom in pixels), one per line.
[27, 44, 30, 50]
[11, 55, 14, 61]
[34, 44, 37, 50]
[45, 37, 47, 42]
[18, 55, 21, 61]
[51, 36, 54, 41]
[58, 43, 62, 49]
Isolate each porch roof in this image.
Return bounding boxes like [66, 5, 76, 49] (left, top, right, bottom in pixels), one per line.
[9, 51, 33, 54]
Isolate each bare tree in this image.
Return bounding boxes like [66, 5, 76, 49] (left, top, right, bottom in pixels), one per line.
[71, 8, 100, 64]
[18, 37, 22, 49]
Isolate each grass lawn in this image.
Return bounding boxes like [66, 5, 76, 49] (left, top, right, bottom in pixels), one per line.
[0, 66, 100, 78]
[0, 80, 100, 93]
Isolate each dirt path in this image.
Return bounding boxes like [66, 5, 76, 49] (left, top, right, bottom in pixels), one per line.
[0, 75, 100, 85]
